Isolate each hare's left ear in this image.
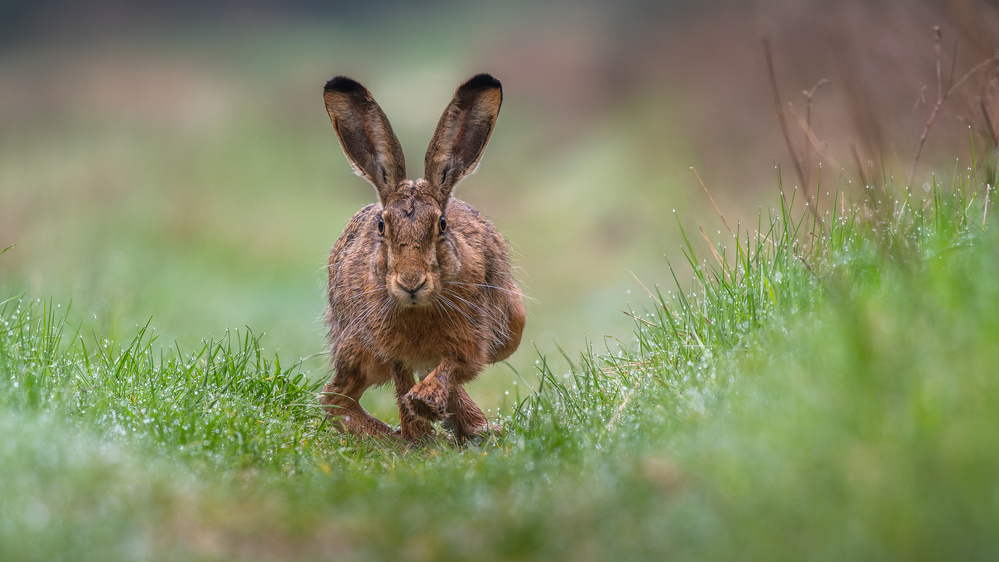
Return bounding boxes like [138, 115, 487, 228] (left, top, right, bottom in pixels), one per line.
[424, 74, 502, 203]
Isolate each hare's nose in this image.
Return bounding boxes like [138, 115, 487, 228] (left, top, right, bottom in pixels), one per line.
[397, 274, 427, 296]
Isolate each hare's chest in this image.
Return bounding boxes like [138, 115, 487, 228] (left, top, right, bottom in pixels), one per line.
[382, 322, 478, 367]
[404, 359, 440, 378]
[378, 319, 442, 362]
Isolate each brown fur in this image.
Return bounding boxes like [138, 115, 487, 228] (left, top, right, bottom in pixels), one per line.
[318, 74, 526, 443]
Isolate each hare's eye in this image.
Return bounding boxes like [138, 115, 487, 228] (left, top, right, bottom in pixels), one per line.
[377, 219, 385, 236]
[439, 216, 447, 234]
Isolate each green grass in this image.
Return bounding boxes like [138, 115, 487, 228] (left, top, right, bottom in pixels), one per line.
[2, 165, 998, 560]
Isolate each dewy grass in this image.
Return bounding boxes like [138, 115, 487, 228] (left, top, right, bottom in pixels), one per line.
[1, 166, 998, 560]
[512, 171, 999, 556]
[515, 181, 823, 447]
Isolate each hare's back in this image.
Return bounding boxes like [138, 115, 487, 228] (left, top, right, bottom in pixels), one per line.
[327, 203, 381, 295]
[330, 203, 380, 261]
[446, 198, 517, 286]
[447, 199, 507, 253]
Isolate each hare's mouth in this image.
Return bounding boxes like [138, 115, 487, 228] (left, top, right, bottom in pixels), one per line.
[395, 295, 432, 309]
[389, 277, 433, 307]
[399, 293, 425, 306]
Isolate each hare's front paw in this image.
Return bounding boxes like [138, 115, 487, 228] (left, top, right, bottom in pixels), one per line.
[405, 378, 448, 421]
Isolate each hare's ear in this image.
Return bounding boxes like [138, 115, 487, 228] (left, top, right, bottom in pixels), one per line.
[324, 77, 406, 202]
[424, 74, 502, 202]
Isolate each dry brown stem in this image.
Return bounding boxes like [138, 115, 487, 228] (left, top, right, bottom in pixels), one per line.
[690, 166, 734, 238]
[699, 226, 731, 283]
[763, 35, 808, 201]
[791, 106, 842, 172]
[981, 67, 999, 147]
[907, 26, 999, 187]
[803, 78, 831, 127]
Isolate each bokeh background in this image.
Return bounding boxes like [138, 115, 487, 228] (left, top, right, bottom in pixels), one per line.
[2, 0, 998, 417]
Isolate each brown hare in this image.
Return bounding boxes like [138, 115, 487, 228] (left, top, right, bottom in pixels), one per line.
[319, 74, 526, 443]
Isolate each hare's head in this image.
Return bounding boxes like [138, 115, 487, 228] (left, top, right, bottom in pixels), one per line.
[324, 74, 502, 307]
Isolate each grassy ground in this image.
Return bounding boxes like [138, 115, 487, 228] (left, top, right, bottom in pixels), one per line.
[2, 163, 997, 559]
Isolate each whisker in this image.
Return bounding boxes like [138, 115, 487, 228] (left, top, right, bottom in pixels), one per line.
[436, 294, 475, 324]
[442, 289, 505, 326]
[444, 281, 538, 303]
[331, 291, 395, 342]
[433, 298, 459, 332]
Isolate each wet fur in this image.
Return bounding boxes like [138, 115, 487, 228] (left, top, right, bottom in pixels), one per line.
[318, 74, 525, 442]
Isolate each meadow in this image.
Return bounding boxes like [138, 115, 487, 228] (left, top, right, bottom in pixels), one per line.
[4, 160, 998, 560]
[3, 4, 999, 560]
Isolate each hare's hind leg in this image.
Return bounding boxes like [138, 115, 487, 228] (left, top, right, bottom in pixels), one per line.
[320, 349, 392, 437]
[443, 386, 502, 442]
[390, 363, 435, 442]
[488, 295, 526, 364]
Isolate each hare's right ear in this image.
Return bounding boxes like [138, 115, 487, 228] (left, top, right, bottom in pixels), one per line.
[324, 77, 406, 202]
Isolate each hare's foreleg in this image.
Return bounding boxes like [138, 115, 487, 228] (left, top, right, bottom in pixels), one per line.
[404, 357, 480, 422]
[320, 351, 392, 437]
[390, 363, 435, 442]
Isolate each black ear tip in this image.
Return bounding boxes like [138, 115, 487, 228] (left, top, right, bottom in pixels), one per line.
[463, 73, 501, 91]
[325, 76, 367, 94]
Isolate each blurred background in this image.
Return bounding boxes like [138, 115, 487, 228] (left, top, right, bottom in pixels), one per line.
[2, 0, 998, 416]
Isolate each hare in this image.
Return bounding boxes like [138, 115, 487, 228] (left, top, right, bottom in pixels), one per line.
[318, 74, 526, 443]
